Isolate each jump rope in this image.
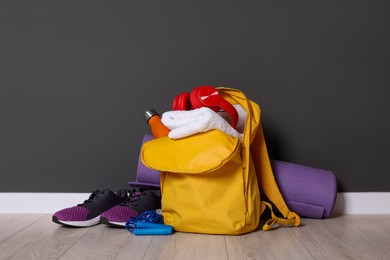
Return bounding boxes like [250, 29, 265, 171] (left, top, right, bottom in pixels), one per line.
[125, 210, 173, 236]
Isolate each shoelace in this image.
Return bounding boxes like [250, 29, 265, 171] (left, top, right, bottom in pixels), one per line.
[121, 191, 143, 206]
[77, 190, 104, 207]
[77, 189, 140, 207]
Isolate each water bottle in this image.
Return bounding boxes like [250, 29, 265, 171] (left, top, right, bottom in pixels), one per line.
[144, 109, 170, 138]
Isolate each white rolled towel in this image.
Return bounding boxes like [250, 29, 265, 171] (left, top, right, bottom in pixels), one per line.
[161, 107, 242, 140]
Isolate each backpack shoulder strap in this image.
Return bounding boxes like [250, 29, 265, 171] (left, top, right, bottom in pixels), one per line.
[217, 87, 300, 230]
[260, 201, 300, 230]
[250, 103, 300, 230]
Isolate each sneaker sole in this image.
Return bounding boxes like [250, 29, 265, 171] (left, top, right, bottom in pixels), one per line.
[99, 217, 126, 228]
[52, 216, 100, 227]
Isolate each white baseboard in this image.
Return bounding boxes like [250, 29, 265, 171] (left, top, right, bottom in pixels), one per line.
[0, 192, 389, 214]
[0, 193, 90, 214]
[332, 192, 390, 214]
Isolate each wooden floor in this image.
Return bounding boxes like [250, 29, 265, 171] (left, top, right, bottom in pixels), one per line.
[0, 214, 389, 260]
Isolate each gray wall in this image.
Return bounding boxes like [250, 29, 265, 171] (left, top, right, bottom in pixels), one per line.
[1, 1, 389, 192]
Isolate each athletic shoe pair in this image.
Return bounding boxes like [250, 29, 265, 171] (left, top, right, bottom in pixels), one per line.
[52, 188, 161, 227]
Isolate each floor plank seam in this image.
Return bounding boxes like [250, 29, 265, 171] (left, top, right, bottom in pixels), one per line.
[56, 226, 93, 259]
[348, 217, 390, 251]
[300, 224, 321, 259]
[0, 214, 45, 244]
[223, 236, 230, 260]
[141, 235, 155, 260]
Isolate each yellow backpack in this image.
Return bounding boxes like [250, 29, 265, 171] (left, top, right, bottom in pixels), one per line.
[141, 87, 300, 235]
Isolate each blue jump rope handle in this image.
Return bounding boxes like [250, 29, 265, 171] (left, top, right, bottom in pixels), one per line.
[133, 221, 173, 236]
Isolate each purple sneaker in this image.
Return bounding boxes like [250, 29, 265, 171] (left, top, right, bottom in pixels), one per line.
[52, 189, 132, 227]
[100, 189, 161, 227]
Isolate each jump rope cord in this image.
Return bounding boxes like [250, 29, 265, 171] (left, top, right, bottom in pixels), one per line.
[125, 210, 164, 233]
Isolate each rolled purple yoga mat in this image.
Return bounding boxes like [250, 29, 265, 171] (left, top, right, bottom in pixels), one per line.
[128, 134, 160, 189]
[270, 159, 337, 219]
[129, 135, 337, 218]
